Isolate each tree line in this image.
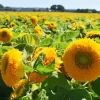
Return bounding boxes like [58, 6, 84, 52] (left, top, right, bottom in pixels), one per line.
[0, 4, 99, 13]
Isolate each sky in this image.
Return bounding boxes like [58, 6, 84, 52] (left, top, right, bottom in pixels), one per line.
[0, 0, 100, 10]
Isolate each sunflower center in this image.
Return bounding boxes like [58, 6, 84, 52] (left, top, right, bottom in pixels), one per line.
[2, 31, 7, 37]
[75, 52, 92, 68]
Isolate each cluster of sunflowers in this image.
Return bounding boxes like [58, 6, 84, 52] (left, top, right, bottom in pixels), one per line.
[0, 12, 100, 100]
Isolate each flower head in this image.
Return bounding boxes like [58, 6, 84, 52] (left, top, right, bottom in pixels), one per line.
[48, 22, 57, 29]
[31, 16, 38, 25]
[85, 30, 100, 38]
[33, 47, 61, 71]
[1, 49, 24, 87]
[34, 26, 44, 36]
[11, 79, 28, 99]
[0, 28, 13, 42]
[62, 38, 100, 82]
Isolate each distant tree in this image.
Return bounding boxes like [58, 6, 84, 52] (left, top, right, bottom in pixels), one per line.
[50, 5, 65, 12]
[0, 4, 4, 11]
[57, 5, 65, 12]
[50, 5, 57, 11]
[0, 4, 4, 8]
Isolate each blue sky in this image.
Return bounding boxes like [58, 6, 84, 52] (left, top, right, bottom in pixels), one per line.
[0, 0, 100, 10]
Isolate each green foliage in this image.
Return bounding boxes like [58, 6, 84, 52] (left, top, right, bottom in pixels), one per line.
[91, 78, 100, 96]
[14, 43, 34, 53]
[16, 34, 40, 46]
[64, 89, 92, 100]
[40, 38, 53, 47]
[41, 72, 70, 90]
[61, 31, 79, 42]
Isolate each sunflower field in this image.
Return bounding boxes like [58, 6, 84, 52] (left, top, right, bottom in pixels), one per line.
[0, 12, 100, 100]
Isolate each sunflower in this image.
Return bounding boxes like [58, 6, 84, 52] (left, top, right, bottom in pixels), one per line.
[11, 79, 28, 99]
[1, 49, 24, 87]
[48, 22, 57, 29]
[9, 22, 16, 27]
[85, 30, 100, 38]
[34, 26, 44, 36]
[31, 16, 38, 25]
[62, 38, 100, 82]
[0, 28, 13, 43]
[33, 47, 61, 72]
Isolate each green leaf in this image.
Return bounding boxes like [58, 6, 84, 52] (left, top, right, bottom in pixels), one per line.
[16, 34, 40, 46]
[40, 38, 53, 46]
[24, 65, 34, 73]
[61, 31, 79, 42]
[64, 89, 92, 100]
[91, 78, 100, 96]
[14, 43, 34, 53]
[46, 86, 69, 100]
[41, 72, 71, 90]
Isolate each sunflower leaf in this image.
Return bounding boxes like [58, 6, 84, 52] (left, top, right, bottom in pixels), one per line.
[41, 72, 71, 90]
[14, 43, 34, 53]
[16, 34, 40, 46]
[39, 38, 53, 47]
[64, 89, 92, 100]
[91, 78, 100, 96]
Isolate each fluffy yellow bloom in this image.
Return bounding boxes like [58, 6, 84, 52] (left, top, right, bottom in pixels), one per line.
[48, 22, 57, 29]
[0, 28, 13, 42]
[11, 79, 28, 99]
[1, 49, 24, 87]
[85, 30, 100, 38]
[34, 26, 44, 36]
[31, 16, 38, 25]
[33, 47, 61, 71]
[62, 38, 100, 82]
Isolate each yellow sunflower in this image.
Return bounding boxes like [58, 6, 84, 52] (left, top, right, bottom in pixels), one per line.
[1, 49, 24, 87]
[0, 28, 13, 43]
[33, 47, 61, 72]
[9, 22, 16, 27]
[34, 26, 44, 36]
[85, 30, 100, 38]
[31, 16, 38, 25]
[11, 79, 28, 99]
[48, 22, 57, 29]
[62, 38, 100, 82]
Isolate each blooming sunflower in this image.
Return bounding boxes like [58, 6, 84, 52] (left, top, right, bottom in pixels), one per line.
[62, 38, 100, 82]
[85, 30, 100, 38]
[9, 22, 16, 27]
[48, 22, 57, 29]
[31, 16, 38, 25]
[0, 28, 13, 43]
[11, 79, 28, 99]
[34, 26, 44, 36]
[31, 47, 62, 83]
[1, 49, 24, 87]
[33, 47, 61, 72]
